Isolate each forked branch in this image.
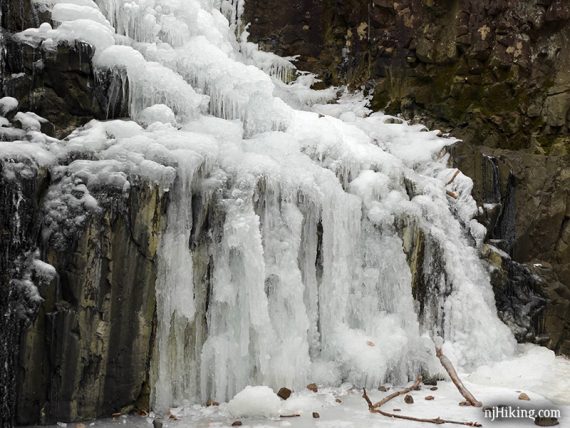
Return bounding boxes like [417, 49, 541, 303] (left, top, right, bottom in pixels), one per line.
[362, 373, 482, 426]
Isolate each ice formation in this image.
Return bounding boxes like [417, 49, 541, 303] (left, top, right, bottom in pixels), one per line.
[2, 0, 522, 414]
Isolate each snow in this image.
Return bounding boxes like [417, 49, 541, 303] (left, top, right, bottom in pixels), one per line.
[137, 104, 176, 127]
[18, 19, 115, 53]
[0, 96, 19, 115]
[13, 111, 47, 132]
[227, 386, 281, 418]
[51, 3, 111, 27]
[5, 0, 566, 423]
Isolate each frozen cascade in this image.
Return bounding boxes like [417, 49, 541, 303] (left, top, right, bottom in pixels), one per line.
[6, 0, 520, 413]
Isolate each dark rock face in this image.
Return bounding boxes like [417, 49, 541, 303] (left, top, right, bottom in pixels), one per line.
[16, 179, 166, 424]
[0, 108, 166, 425]
[244, 0, 570, 354]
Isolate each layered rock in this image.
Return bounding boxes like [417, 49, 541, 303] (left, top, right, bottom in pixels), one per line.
[16, 178, 166, 424]
[0, 105, 165, 425]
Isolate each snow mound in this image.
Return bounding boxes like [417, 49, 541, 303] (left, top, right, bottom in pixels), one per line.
[227, 386, 281, 418]
[138, 104, 176, 127]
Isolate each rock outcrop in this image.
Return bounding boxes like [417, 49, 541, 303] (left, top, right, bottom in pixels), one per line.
[1, 0, 128, 138]
[0, 105, 165, 424]
[16, 178, 165, 424]
[244, 0, 570, 355]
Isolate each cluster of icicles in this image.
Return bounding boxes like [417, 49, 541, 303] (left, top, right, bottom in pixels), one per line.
[16, 0, 516, 411]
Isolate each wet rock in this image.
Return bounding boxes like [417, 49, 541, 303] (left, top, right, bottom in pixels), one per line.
[404, 395, 414, 404]
[231, 422, 243, 427]
[518, 392, 530, 401]
[430, 387, 438, 391]
[534, 416, 560, 426]
[312, 412, 320, 418]
[379, 385, 389, 392]
[422, 377, 438, 386]
[425, 395, 435, 400]
[206, 400, 220, 406]
[152, 419, 163, 428]
[277, 387, 292, 400]
[307, 383, 318, 393]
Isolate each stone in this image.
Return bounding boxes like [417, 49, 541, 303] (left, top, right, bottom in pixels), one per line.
[425, 396, 435, 400]
[379, 385, 389, 392]
[231, 422, 243, 427]
[312, 412, 320, 418]
[152, 419, 163, 428]
[404, 395, 414, 404]
[277, 387, 292, 400]
[307, 383, 318, 393]
[534, 416, 560, 426]
[518, 393, 530, 401]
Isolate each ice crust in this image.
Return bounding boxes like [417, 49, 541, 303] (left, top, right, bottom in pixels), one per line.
[2, 0, 529, 414]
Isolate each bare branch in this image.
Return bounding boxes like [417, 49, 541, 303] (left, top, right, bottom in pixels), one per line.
[372, 376, 422, 408]
[435, 346, 482, 408]
[362, 375, 482, 427]
[446, 169, 461, 186]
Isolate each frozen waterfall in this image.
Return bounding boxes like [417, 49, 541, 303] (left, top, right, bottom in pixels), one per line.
[13, 0, 517, 411]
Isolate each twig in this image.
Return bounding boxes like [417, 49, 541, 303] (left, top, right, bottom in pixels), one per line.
[372, 376, 422, 408]
[435, 346, 482, 407]
[362, 377, 482, 427]
[279, 414, 300, 418]
[446, 169, 461, 186]
[446, 190, 458, 199]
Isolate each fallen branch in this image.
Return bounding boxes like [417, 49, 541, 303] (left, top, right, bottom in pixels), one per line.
[362, 376, 481, 427]
[446, 169, 461, 186]
[371, 376, 422, 408]
[435, 346, 482, 408]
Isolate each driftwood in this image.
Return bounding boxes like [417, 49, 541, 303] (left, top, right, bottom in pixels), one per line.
[435, 345, 482, 408]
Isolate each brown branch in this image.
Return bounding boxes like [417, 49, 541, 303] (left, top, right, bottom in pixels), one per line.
[446, 190, 458, 199]
[446, 169, 461, 186]
[371, 376, 422, 408]
[435, 346, 482, 408]
[362, 377, 481, 427]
